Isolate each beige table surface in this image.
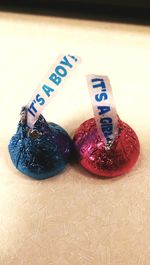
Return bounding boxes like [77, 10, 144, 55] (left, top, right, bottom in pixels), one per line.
[0, 11, 150, 265]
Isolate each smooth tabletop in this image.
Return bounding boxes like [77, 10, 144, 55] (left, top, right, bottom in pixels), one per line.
[0, 11, 150, 265]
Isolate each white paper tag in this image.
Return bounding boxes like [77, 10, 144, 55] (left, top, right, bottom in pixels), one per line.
[87, 75, 118, 144]
[26, 54, 80, 128]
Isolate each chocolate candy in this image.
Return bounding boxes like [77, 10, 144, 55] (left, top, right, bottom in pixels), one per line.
[8, 109, 72, 180]
[73, 117, 140, 178]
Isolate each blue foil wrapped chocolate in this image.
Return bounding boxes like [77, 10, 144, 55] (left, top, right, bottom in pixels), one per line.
[8, 108, 72, 180]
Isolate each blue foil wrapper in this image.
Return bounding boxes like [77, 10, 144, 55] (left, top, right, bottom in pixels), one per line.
[8, 113, 72, 180]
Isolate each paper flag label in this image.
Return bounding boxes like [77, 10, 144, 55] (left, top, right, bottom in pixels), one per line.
[87, 75, 118, 143]
[26, 54, 80, 128]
